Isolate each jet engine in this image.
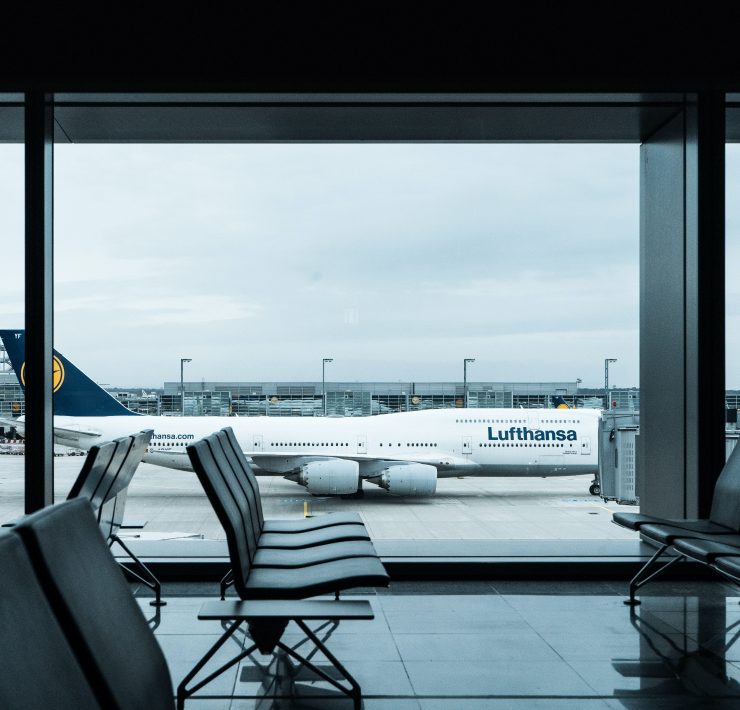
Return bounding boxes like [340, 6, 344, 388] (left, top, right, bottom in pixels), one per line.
[287, 459, 360, 495]
[367, 463, 437, 496]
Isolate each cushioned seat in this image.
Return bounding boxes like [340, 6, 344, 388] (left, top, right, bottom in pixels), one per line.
[258, 524, 371, 549]
[638, 524, 740, 547]
[253, 540, 378, 568]
[262, 512, 363, 533]
[672, 536, 740, 563]
[243, 556, 389, 599]
[612, 512, 734, 534]
[714, 555, 740, 580]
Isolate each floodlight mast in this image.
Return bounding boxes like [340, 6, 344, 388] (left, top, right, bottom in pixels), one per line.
[180, 358, 192, 415]
[322, 358, 333, 416]
[463, 358, 476, 408]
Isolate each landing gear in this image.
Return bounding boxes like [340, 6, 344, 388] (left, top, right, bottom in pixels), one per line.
[589, 481, 601, 496]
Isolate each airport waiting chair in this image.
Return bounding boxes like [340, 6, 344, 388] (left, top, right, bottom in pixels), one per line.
[181, 434, 388, 708]
[213, 428, 377, 598]
[0, 531, 100, 709]
[8, 498, 174, 709]
[613, 442, 740, 535]
[189, 434, 388, 599]
[66, 429, 165, 606]
[617, 443, 740, 604]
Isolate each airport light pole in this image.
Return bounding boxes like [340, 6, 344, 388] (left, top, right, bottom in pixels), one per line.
[463, 358, 475, 408]
[322, 358, 333, 416]
[604, 358, 617, 409]
[180, 358, 192, 416]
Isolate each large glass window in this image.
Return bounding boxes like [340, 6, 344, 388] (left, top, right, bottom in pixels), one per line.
[0, 141, 24, 522]
[12, 143, 639, 543]
[726, 144, 740, 454]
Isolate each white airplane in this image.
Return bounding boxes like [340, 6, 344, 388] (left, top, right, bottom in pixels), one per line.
[0, 330, 599, 496]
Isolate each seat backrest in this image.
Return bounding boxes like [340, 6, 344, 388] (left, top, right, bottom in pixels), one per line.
[66, 439, 119, 505]
[13, 498, 174, 710]
[105, 429, 154, 502]
[188, 437, 253, 597]
[99, 430, 154, 539]
[215, 430, 263, 540]
[0, 532, 100, 710]
[710, 441, 740, 530]
[90, 435, 135, 509]
[221, 427, 265, 528]
[207, 435, 261, 559]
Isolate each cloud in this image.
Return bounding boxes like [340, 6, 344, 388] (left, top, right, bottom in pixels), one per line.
[1, 143, 646, 387]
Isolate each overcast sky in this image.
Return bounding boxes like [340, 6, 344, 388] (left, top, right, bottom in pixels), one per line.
[1, 142, 735, 389]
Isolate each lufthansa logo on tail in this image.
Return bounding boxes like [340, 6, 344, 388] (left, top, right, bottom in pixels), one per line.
[19, 357, 65, 393]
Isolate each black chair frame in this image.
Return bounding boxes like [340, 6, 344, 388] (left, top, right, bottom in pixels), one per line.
[176, 600, 373, 710]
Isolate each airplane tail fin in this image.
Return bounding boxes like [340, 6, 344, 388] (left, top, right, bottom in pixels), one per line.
[551, 395, 573, 409]
[0, 330, 139, 417]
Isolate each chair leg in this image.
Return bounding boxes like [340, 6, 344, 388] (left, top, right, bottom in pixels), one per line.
[624, 544, 684, 606]
[220, 568, 234, 600]
[110, 534, 166, 607]
[278, 619, 362, 710]
[178, 616, 362, 709]
[177, 620, 256, 710]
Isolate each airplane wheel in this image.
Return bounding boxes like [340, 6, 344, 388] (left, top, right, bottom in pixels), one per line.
[589, 484, 600, 496]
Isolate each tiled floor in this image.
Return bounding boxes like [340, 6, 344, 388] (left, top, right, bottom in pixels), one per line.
[136, 579, 740, 709]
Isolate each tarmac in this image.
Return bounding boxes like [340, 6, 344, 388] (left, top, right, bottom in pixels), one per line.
[0, 454, 639, 541]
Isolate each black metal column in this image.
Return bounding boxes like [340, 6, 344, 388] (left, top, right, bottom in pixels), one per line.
[24, 92, 54, 513]
[639, 93, 725, 519]
[686, 91, 725, 518]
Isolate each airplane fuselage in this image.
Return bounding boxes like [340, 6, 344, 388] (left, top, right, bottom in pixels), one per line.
[30, 407, 600, 479]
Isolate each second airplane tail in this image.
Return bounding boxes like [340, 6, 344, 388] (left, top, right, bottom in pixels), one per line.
[0, 329, 140, 417]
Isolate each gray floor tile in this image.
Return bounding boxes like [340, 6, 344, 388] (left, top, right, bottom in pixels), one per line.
[605, 699, 740, 709]
[383, 606, 527, 635]
[280, 630, 401, 661]
[572, 657, 740, 699]
[157, 632, 245, 696]
[491, 580, 620, 596]
[150, 584, 740, 707]
[394, 631, 561, 662]
[539, 630, 700, 661]
[404, 659, 596, 696]
[233, 656, 414, 697]
[152, 611, 236, 635]
[377, 580, 496, 595]
[420, 702, 613, 709]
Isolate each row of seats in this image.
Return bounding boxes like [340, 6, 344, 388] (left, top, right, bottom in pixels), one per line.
[187, 428, 389, 599]
[613, 442, 740, 604]
[0, 427, 388, 708]
[2, 428, 164, 606]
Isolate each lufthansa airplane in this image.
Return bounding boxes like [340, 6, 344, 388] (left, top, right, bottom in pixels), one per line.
[0, 330, 599, 496]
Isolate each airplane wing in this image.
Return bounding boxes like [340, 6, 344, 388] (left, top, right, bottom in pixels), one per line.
[249, 451, 469, 472]
[0, 416, 20, 431]
[0, 417, 101, 447]
[51, 424, 102, 445]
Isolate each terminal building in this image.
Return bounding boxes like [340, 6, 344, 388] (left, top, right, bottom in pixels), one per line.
[4, 25, 740, 705]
